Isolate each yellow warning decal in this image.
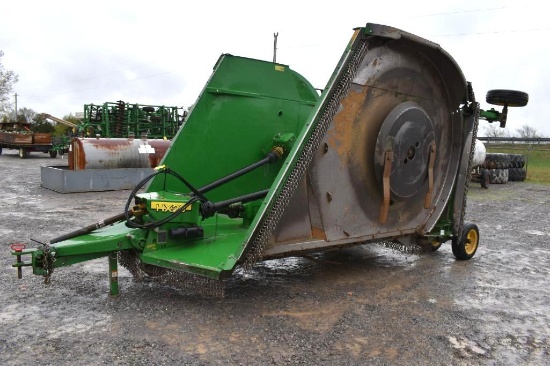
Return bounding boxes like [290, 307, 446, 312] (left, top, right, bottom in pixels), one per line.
[275, 65, 285, 72]
[150, 201, 192, 213]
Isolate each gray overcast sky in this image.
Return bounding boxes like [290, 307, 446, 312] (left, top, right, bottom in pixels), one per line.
[1, 0, 548, 136]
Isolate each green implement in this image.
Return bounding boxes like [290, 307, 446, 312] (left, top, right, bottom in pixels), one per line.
[11, 23, 527, 296]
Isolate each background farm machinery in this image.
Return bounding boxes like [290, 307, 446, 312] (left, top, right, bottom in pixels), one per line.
[40, 103, 185, 193]
[82, 102, 184, 139]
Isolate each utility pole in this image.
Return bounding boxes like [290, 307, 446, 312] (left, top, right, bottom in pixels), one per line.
[273, 32, 278, 63]
[14, 93, 18, 121]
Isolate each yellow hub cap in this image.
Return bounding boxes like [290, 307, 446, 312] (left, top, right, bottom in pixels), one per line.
[464, 229, 478, 255]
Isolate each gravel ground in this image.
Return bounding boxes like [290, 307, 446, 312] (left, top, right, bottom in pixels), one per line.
[0, 151, 549, 365]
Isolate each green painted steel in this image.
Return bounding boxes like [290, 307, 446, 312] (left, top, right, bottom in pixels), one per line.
[11, 53, 320, 283]
[109, 253, 119, 296]
[147, 55, 319, 202]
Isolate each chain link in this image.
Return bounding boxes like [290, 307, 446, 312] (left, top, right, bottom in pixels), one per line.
[42, 242, 53, 284]
[457, 96, 480, 239]
[243, 39, 369, 269]
[117, 250, 225, 297]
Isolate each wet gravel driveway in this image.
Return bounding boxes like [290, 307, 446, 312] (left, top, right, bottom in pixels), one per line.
[0, 151, 548, 365]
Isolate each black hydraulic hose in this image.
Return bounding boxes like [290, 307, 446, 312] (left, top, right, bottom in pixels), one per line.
[125, 149, 281, 228]
[49, 212, 127, 244]
[124, 169, 202, 229]
[201, 189, 269, 219]
[214, 189, 270, 208]
[195, 150, 281, 196]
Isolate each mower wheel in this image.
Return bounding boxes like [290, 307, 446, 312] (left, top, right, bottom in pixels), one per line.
[486, 89, 529, 107]
[452, 222, 479, 260]
[49, 150, 58, 158]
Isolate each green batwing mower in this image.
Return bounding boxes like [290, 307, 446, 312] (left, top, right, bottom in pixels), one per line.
[11, 23, 528, 296]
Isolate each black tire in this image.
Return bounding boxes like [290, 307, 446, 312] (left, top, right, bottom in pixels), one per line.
[142, 106, 155, 113]
[488, 168, 508, 184]
[452, 222, 479, 260]
[483, 153, 512, 169]
[509, 154, 525, 168]
[486, 89, 529, 107]
[49, 150, 58, 158]
[480, 169, 490, 189]
[508, 167, 527, 182]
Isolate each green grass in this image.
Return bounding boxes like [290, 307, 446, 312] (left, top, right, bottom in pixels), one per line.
[486, 144, 550, 184]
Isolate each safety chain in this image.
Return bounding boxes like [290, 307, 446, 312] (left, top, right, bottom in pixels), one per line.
[117, 250, 225, 297]
[152, 270, 225, 298]
[117, 250, 144, 281]
[377, 240, 426, 255]
[457, 84, 480, 239]
[42, 242, 54, 284]
[243, 38, 369, 269]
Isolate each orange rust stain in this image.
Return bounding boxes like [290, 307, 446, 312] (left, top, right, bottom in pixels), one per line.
[311, 226, 327, 240]
[147, 141, 170, 167]
[71, 138, 87, 171]
[327, 87, 369, 166]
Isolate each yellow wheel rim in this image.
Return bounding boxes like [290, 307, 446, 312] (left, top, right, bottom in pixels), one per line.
[431, 241, 440, 248]
[464, 229, 478, 255]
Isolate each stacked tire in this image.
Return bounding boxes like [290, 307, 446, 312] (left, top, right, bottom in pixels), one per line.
[481, 153, 526, 183]
[508, 154, 527, 181]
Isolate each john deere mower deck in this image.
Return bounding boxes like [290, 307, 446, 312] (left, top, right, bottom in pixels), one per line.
[11, 23, 528, 295]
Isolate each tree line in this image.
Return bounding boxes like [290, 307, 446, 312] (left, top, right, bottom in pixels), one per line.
[482, 124, 546, 139]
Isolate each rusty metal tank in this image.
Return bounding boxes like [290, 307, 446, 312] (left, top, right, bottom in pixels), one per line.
[68, 138, 171, 170]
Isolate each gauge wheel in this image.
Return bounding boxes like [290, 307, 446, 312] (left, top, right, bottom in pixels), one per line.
[486, 89, 529, 107]
[452, 222, 479, 260]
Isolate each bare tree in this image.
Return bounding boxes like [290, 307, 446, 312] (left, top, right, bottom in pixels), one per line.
[18, 107, 36, 123]
[0, 51, 18, 116]
[481, 123, 510, 138]
[516, 124, 542, 138]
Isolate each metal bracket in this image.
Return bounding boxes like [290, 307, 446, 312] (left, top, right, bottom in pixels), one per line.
[379, 151, 394, 224]
[424, 143, 436, 209]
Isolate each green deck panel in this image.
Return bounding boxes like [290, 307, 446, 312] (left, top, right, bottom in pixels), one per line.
[147, 55, 319, 203]
[140, 215, 249, 279]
